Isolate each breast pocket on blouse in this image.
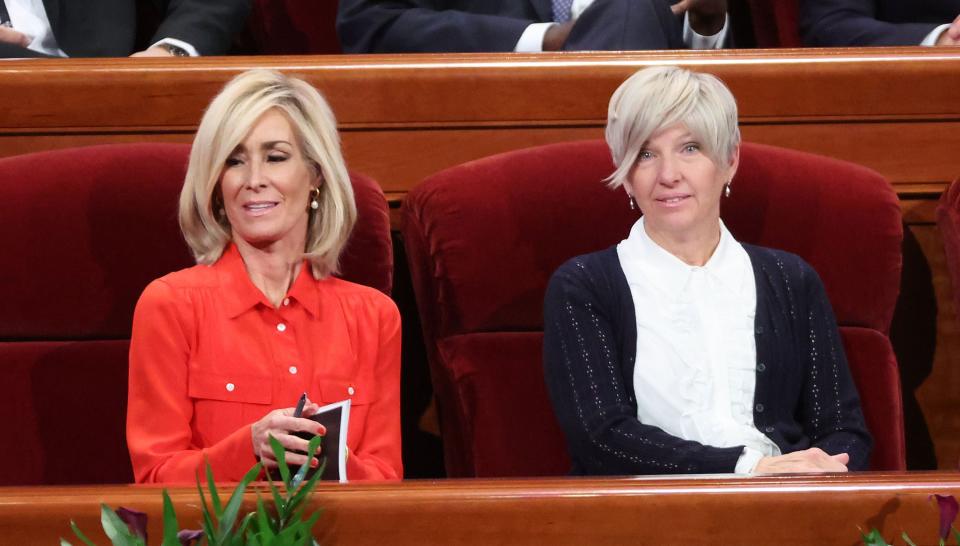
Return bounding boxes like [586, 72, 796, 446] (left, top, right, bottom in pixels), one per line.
[318, 378, 375, 448]
[188, 370, 274, 446]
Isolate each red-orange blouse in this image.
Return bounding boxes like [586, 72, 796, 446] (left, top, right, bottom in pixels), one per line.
[127, 244, 402, 483]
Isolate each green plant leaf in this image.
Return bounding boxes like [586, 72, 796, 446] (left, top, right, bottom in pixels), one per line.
[861, 528, 890, 546]
[291, 435, 324, 491]
[217, 463, 263, 542]
[288, 457, 325, 519]
[101, 504, 142, 546]
[255, 496, 277, 538]
[195, 475, 217, 542]
[265, 472, 289, 524]
[206, 460, 224, 518]
[160, 490, 180, 546]
[902, 531, 919, 546]
[234, 512, 256, 545]
[67, 519, 97, 546]
[301, 510, 322, 536]
[269, 436, 291, 487]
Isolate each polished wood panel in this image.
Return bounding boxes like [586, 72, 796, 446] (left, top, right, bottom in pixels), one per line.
[5, 473, 960, 545]
[1, 47, 958, 193]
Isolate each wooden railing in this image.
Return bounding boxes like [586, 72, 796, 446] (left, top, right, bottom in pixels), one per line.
[1, 47, 957, 217]
[5, 472, 960, 545]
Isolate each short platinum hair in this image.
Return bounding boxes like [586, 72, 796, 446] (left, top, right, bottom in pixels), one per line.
[179, 69, 356, 279]
[605, 66, 741, 189]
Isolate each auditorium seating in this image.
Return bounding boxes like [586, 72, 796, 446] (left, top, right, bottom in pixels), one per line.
[245, 0, 342, 55]
[403, 140, 906, 477]
[0, 143, 391, 485]
[746, 0, 802, 47]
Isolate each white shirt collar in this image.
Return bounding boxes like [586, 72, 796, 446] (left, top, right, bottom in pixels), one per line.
[619, 217, 749, 300]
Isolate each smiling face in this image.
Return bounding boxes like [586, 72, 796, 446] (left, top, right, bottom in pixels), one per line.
[219, 108, 319, 252]
[626, 122, 738, 245]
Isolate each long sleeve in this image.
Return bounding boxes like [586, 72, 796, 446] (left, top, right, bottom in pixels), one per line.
[800, 0, 941, 46]
[336, 0, 536, 53]
[345, 297, 403, 480]
[127, 279, 258, 484]
[543, 255, 744, 476]
[152, 0, 252, 55]
[798, 264, 873, 470]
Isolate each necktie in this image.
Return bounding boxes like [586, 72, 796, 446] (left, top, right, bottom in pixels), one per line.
[552, 0, 573, 23]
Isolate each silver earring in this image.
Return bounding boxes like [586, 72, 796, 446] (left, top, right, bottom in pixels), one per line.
[628, 196, 636, 210]
[724, 182, 731, 198]
[310, 187, 320, 210]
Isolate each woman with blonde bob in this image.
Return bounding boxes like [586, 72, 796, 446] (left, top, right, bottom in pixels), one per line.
[544, 66, 871, 476]
[127, 69, 402, 483]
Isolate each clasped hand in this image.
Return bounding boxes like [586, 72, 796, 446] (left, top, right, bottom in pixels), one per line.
[671, 0, 727, 36]
[251, 400, 326, 469]
[0, 25, 31, 48]
[755, 448, 850, 474]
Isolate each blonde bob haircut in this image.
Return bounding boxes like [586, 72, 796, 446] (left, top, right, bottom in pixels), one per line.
[178, 69, 356, 279]
[605, 65, 740, 189]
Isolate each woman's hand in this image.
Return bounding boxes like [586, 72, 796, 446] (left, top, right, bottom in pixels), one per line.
[754, 448, 849, 474]
[250, 401, 326, 469]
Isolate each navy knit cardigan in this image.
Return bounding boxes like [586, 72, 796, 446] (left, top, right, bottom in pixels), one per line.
[543, 243, 872, 475]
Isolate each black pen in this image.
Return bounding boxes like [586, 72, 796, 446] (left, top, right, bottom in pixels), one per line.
[293, 392, 307, 418]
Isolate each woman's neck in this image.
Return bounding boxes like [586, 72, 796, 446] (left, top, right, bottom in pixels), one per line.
[643, 221, 721, 267]
[234, 237, 304, 308]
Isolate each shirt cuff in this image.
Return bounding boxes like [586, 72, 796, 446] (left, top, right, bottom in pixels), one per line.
[921, 23, 951, 46]
[515, 22, 555, 52]
[151, 37, 199, 57]
[735, 446, 765, 474]
[683, 13, 729, 50]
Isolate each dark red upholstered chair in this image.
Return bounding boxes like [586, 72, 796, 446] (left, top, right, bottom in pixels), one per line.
[0, 143, 390, 485]
[747, 0, 802, 47]
[936, 177, 960, 327]
[246, 0, 342, 54]
[403, 140, 905, 477]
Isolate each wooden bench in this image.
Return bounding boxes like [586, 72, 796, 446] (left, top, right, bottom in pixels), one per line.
[5, 472, 960, 544]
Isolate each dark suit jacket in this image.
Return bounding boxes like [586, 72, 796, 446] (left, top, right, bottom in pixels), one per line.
[337, 0, 552, 53]
[800, 0, 960, 46]
[43, 0, 250, 57]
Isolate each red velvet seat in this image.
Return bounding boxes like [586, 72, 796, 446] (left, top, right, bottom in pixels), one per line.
[747, 0, 802, 47]
[246, 0, 342, 54]
[0, 143, 391, 485]
[403, 140, 905, 477]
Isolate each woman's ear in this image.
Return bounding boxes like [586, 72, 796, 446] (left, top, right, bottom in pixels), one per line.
[726, 144, 741, 180]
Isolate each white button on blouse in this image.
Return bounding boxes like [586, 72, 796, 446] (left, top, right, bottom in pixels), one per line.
[276, 323, 287, 332]
[225, 382, 235, 392]
[289, 366, 298, 375]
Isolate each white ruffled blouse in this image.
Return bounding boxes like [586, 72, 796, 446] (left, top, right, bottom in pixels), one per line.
[617, 217, 781, 473]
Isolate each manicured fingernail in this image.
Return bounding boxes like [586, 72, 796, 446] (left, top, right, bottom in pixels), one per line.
[310, 458, 319, 468]
[317, 425, 326, 435]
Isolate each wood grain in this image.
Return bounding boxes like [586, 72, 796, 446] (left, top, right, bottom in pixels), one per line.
[6, 473, 960, 545]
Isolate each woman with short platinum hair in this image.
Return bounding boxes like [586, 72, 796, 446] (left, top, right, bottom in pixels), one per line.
[544, 66, 871, 476]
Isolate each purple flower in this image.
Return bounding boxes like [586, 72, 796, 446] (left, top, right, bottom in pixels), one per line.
[115, 507, 148, 542]
[932, 494, 959, 540]
[178, 528, 204, 546]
